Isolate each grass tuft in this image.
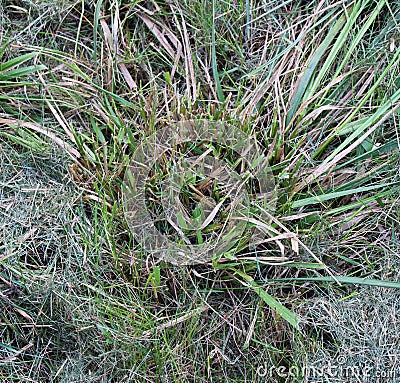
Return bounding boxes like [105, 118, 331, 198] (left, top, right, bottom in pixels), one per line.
[0, 0, 399, 381]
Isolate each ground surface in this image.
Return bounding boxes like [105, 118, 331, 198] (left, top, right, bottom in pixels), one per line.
[0, 1, 400, 382]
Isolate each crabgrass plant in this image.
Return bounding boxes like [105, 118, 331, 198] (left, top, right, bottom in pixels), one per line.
[0, 0, 399, 382]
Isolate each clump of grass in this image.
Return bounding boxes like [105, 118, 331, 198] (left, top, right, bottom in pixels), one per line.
[0, 0, 399, 381]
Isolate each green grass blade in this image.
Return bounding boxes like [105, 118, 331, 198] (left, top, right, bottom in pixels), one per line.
[330, 0, 386, 79]
[292, 181, 400, 208]
[314, 45, 400, 158]
[335, 139, 399, 170]
[322, 87, 400, 164]
[306, 1, 364, 98]
[285, 9, 347, 126]
[322, 187, 399, 216]
[212, 0, 225, 102]
[235, 270, 300, 330]
[0, 52, 38, 71]
[93, 0, 103, 64]
[0, 65, 47, 80]
[271, 276, 400, 289]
